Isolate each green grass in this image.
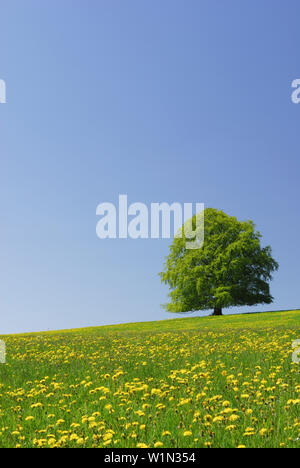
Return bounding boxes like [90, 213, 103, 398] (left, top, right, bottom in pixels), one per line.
[0, 309, 300, 448]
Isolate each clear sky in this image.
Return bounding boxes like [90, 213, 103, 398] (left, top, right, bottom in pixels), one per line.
[1, 0, 300, 334]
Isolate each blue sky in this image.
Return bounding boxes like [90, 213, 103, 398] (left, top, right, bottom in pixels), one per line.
[1, 0, 300, 334]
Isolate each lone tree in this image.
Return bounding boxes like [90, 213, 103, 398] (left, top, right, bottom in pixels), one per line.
[159, 208, 278, 316]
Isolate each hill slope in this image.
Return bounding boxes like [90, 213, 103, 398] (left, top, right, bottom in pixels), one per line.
[0, 309, 300, 448]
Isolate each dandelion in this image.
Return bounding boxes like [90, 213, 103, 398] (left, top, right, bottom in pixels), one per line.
[154, 441, 163, 447]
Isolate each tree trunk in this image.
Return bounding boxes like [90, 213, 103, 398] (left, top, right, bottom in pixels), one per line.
[212, 307, 223, 316]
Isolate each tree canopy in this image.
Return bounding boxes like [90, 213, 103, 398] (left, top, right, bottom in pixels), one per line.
[159, 208, 279, 316]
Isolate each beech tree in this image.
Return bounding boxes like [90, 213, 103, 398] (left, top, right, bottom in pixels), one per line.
[160, 208, 278, 316]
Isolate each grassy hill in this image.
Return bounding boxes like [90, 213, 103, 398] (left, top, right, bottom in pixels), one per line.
[0, 309, 300, 448]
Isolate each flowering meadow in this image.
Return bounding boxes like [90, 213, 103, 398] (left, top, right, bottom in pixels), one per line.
[0, 310, 300, 448]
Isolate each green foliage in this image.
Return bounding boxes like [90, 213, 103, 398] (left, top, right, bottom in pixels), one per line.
[160, 208, 279, 313]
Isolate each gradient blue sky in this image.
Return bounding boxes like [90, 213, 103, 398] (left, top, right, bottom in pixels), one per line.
[1, 0, 300, 334]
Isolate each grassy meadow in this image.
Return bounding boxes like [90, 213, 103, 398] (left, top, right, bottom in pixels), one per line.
[0, 310, 300, 448]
